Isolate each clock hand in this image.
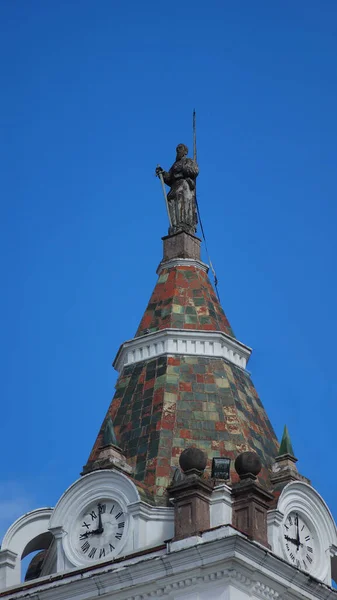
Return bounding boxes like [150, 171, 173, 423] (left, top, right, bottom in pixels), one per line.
[296, 514, 300, 551]
[97, 504, 104, 534]
[284, 534, 303, 547]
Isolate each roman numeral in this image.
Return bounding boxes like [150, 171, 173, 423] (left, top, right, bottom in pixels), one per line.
[307, 546, 313, 553]
[284, 524, 289, 531]
[305, 536, 310, 542]
[118, 521, 125, 529]
[294, 514, 298, 526]
[79, 533, 88, 540]
[109, 543, 115, 551]
[90, 511, 97, 520]
[88, 547, 97, 559]
[301, 525, 305, 531]
[110, 504, 115, 514]
[307, 555, 313, 564]
[288, 516, 293, 525]
[99, 548, 105, 558]
[296, 559, 300, 568]
[115, 532, 123, 540]
[303, 560, 307, 570]
[286, 543, 290, 551]
[115, 511, 123, 520]
[81, 541, 90, 553]
[82, 521, 90, 529]
[290, 552, 295, 561]
[98, 503, 106, 514]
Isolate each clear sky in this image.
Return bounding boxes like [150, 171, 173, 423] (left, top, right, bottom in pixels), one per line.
[1, 1, 337, 545]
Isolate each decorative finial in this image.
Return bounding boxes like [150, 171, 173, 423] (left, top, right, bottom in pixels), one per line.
[103, 416, 118, 447]
[179, 446, 207, 476]
[156, 144, 199, 236]
[278, 425, 295, 457]
[234, 451, 262, 480]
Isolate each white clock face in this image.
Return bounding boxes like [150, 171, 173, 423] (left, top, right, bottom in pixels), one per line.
[282, 511, 316, 572]
[73, 499, 126, 562]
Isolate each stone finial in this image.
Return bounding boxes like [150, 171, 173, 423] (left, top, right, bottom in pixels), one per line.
[168, 446, 213, 540]
[234, 451, 262, 480]
[232, 451, 273, 548]
[270, 425, 310, 487]
[278, 424, 295, 457]
[179, 447, 207, 476]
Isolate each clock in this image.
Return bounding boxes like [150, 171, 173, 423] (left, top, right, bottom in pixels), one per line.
[282, 511, 316, 572]
[71, 498, 127, 562]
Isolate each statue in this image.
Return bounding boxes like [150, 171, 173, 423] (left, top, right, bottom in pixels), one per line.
[156, 144, 199, 236]
[103, 416, 118, 447]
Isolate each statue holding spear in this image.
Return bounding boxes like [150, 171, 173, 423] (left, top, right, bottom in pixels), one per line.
[156, 137, 199, 236]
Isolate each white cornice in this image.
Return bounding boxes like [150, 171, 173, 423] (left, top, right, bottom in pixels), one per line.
[113, 328, 252, 372]
[156, 257, 209, 274]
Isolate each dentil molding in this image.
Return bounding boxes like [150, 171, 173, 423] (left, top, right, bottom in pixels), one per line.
[114, 328, 252, 372]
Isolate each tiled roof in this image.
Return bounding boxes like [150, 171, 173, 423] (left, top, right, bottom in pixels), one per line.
[135, 265, 235, 338]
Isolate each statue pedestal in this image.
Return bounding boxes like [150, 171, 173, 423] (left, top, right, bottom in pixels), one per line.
[162, 231, 201, 261]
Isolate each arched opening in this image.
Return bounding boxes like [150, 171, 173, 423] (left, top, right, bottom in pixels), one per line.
[21, 532, 53, 582]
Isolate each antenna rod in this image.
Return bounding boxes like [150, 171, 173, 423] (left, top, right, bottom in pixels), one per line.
[193, 109, 197, 163]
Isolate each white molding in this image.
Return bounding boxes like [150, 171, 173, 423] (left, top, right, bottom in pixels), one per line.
[113, 328, 252, 372]
[156, 257, 209, 275]
[1, 531, 335, 600]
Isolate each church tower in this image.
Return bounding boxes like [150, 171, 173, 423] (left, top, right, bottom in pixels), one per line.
[1, 142, 337, 600]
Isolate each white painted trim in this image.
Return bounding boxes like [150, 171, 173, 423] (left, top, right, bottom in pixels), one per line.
[113, 328, 252, 372]
[156, 258, 209, 274]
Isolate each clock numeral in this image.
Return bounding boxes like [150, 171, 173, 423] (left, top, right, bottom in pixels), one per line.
[301, 525, 305, 532]
[99, 548, 105, 558]
[305, 535, 310, 542]
[288, 515, 293, 525]
[110, 504, 115, 514]
[286, 543, 290, 551]
[82, 521, 90, 529]
[303, 560, 308, 570]
[307, 546, 313, 553]
[115, 511, 123, 520]
[90, 510, 97, 520]
[79, 532, 89, 540]
[307, 554, 313, 564]
[284, 524, 289, 531]
[296, 559, 300, 568]
[115, 532, 123, 540]
[290, 552, 295, 561]
[118, 521, 125, 529]
[88, 547, 97, 559]
[109, 543, 115, 551]
[81, 541, 90, 554]
[294, 514, 298, 526]
[98, 503, 106, 514]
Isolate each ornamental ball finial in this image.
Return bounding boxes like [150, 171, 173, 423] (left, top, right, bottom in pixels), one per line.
[234, 451, 262, 480]
[179, 447, 207, 475]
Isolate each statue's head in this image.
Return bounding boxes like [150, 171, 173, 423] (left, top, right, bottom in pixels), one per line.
[176, 144, 188, 160]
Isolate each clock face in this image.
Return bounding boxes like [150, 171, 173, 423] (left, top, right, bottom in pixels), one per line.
[282, 511, 316, 572]
[73, 499, 126, 562]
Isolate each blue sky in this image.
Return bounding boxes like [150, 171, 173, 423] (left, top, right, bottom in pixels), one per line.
[1, 0, 337, 544]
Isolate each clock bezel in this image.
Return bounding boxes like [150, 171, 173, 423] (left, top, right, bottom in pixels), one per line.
[281, 510, 317, 573]
[49, 471, 139, 568]
[70, 496, 129, 564]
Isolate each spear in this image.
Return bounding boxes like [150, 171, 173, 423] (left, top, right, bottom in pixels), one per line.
[156, 165, 172, 228]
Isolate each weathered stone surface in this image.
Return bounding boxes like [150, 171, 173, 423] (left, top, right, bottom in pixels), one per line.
[168, 474, 213, 539]
[162, 231, 201, 261]
[232, 476, 274, 547]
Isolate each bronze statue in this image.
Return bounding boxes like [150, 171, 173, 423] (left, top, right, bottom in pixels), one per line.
[156, 144, 199, 235]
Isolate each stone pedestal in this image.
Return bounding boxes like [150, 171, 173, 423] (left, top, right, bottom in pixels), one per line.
[168, 474, 213, 540]
[162, 231, 201, 261]
[232, 476, 273, 548]
[82, 444, 132, 476]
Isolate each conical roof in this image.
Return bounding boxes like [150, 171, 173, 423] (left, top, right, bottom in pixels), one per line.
[136, 264, 235, 338]
[85, 232, 279, 504]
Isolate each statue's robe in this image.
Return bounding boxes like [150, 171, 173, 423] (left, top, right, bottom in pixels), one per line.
[162, 158, 199, 235]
